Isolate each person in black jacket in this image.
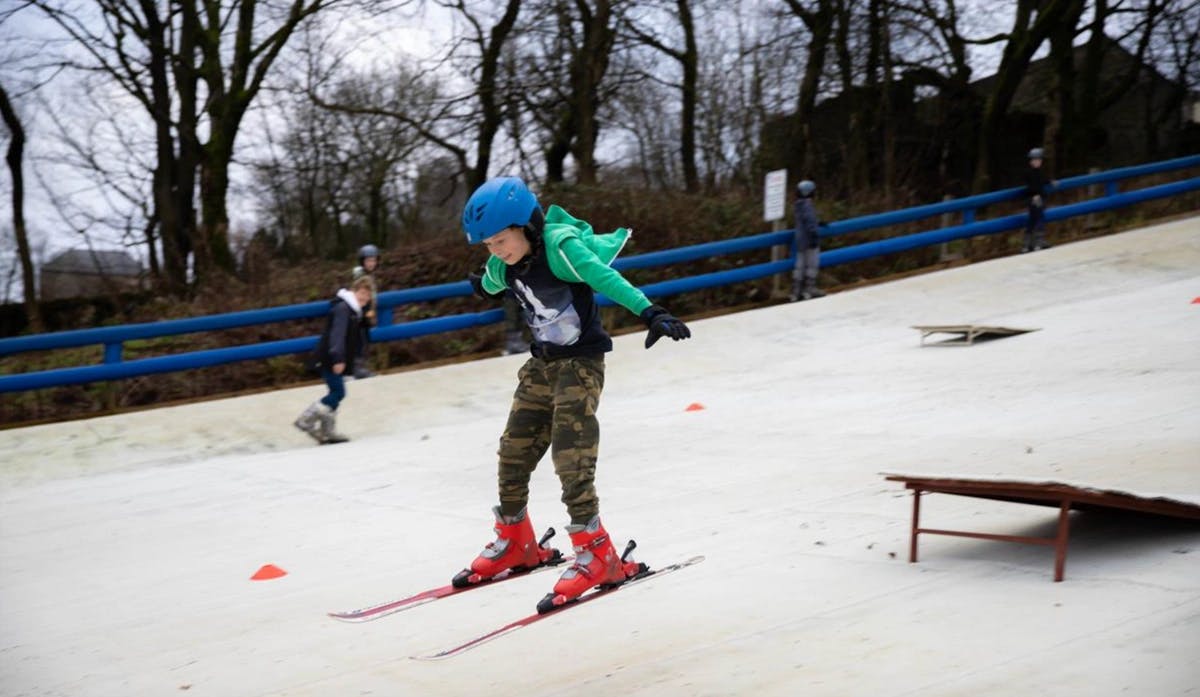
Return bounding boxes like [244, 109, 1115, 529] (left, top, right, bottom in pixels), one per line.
[294, 275, 376, 444]
[1023, 148, 1054, 252]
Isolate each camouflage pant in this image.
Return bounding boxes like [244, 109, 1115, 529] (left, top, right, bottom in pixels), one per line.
[497, 355, 605, 525]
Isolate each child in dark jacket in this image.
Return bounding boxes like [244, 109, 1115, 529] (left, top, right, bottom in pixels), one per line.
[1023, 148, 1053, 252]
[294, 275, 375, 444]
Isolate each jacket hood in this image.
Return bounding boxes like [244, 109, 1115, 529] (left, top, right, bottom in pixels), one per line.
[336, 288, 363, 316]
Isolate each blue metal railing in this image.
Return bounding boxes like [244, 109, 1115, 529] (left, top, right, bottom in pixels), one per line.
[821, 154, 1200, 237]
[1, 154, 1196, 394]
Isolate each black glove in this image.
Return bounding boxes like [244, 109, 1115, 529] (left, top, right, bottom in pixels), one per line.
[468, 267, 503, 300]
[640, 304, 691, 349]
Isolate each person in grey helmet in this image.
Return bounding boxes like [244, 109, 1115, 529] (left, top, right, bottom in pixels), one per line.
[349, 244, 379, 378]
[1022, 148, 1055, 253]
[790, 179, 825, 301]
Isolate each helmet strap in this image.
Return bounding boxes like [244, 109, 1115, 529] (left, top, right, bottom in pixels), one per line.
[523, 206, 545, 250]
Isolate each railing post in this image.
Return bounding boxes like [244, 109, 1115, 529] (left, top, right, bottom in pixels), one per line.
[1087, 167, 1102, 229]
[374, 307, 394, 371]
[939, 195, 960, 262]
[103, 342, 123, 364]
[770, 217, 789, 299]
[101, 342, 123, 411]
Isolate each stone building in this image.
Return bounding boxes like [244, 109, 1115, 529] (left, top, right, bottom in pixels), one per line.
[39, 249, 143, 301]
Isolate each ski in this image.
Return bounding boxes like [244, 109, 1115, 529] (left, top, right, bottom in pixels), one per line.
[412, 553, 705, 660]
[328, 528, 569, 623]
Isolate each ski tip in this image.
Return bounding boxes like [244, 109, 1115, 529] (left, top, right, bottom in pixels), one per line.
[411, 643, 484, 661]
[411, 652, 452, 662]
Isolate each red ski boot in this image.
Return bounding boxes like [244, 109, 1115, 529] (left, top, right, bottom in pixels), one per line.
[452, 507, 562, 588]
[536, 516, 645, 613]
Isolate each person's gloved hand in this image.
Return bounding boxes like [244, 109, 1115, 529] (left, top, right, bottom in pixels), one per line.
[468, 270, 485, 298]
[640, 304, 691, 349]
[468, 267, 502, 300]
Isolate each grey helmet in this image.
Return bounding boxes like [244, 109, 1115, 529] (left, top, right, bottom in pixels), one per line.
[796, 180, 816, 198]
[358, 244, 380, 264]
[1027, 147, 1045, 160]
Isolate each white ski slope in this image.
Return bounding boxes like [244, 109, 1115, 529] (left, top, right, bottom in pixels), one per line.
[2, 217, 1198, 697]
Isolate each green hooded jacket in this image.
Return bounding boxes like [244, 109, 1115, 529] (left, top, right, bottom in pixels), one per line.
[479, 205, 653, 316]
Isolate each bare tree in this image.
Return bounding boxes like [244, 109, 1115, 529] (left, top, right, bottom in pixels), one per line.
[441, 0, 523, 189]
[1059, 0, 1189, 166]
[623, 0, 700, 191]
[259, 64, 429, 255]
[780, 0, 836, 177]
[890, 0, 979, 193]
[1148, 0, 1200, 154]
[607, 71, 678, 188]
[0, 83, 43, 331]
[185, 0, 372, 281]
[519, 0, 629, 184]
[309, 1, 521, 193]
[694, 2, 796, 191]
[31, 0, 386, 290]
[31, 0, 195, 291]
[255, 92, 353, 258]
[972, 0, 1083, 191]
[1044, 0, 1166, 169]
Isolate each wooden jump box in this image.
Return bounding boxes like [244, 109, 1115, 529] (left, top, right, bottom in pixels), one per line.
[885, 474, 1200, 582]
[912, 325, 1037, 346]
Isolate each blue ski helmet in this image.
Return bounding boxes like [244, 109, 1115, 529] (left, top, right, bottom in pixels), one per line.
[462, 177, 541, 244]
[1027, 147, 1045, 160]
[796, 180, 816, 198]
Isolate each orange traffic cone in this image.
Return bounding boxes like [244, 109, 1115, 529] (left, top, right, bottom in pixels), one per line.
[250, 564, 288, 581]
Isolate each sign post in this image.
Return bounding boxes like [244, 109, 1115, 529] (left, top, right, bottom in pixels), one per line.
[764, 169, 789, 297]
[763, 169, 787, 222]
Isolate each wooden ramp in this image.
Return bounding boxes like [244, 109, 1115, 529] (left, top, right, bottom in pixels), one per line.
[883, 473, 1200, 581]
[912, 324, 1038, 346]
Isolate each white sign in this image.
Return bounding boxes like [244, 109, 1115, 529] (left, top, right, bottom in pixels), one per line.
[763, 169, 787, 221]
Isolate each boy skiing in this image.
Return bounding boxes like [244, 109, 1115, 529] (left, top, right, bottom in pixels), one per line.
[294, 275, 376, 444]
[455, 176, 691, 613]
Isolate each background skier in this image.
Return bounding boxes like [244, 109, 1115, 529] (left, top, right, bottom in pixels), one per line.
[349, 244, 380, 378]
[791, 179, 824, 301]
[294, 275, 375, 444]
[1023, 148, 1055, 252]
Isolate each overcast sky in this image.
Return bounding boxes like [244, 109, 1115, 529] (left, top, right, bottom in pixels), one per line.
[0, 1, 458, 302]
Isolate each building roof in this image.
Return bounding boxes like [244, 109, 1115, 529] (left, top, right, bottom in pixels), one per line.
[42, 249, 142, 277]
[968, 35, 1174, 114]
